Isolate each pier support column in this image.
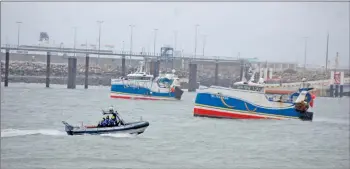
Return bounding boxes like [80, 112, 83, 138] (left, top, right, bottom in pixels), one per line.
[339, 85, 343, 97]
[335, 85, 339, 97]
[4, 49, 9, 87]
[144, 57, 148, 73]
[149, 61, 155, 76]
[214, 62, 219, 85]
[46, 52, 51, 88]
[67, 57, 77, 89]
[155, 60, 160, 77]
[329, 85, 334, 97]
[85, 54, 89, 89]
[188, 63, 197, 92]
[121, 55, 126, 76]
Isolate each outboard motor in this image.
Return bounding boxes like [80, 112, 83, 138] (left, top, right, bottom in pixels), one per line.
[62, 121, 74, 135]
[299, 111, 313, 121]
[174, 86, 184, 100]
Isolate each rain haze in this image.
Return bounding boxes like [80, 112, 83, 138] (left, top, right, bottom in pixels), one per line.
[1, 2, 349, 67]
[2, 2, 350, 169]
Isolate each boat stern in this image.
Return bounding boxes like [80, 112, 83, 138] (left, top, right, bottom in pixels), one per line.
[62, 121, 74, 135]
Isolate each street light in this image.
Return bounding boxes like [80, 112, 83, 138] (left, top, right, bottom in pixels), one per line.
[97, 20, 104, 65]
[122, 40, 125, 54]
[153, 28, 158, 55]
[303, 37, 308, 77]
[16, 21, 22, 47]
[73, 27, 77, 57]
[202, 34, 206, 57]
[325, 32, 329, 72]
[129, 24, 135, 66]
[194, 24, 200, 60]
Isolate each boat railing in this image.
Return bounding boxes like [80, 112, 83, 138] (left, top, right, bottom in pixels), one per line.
[209, 85, 264, 93]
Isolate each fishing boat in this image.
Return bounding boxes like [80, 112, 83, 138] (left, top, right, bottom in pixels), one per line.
[110, 61, 184, 100]
[193, 64, 315, 121]
[62, 121, 149, 135]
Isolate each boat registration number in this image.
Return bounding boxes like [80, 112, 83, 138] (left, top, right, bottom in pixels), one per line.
[210, 94, 229, 100]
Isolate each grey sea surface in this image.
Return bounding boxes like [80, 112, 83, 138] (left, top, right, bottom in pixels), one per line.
[1, 83, 349, 169]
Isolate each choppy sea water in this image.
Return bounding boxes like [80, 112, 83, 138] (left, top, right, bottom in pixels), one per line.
[1, 83, 349, 169]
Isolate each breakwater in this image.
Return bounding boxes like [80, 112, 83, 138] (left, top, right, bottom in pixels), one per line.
[1, 75, 112, 86]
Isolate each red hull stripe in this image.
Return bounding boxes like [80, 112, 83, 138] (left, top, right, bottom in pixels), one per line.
[194, 107, 280, 120]
[110, 94, 168, 101]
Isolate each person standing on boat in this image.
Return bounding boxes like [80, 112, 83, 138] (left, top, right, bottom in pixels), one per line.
[103, 107, 124, 126]
[105, 116, 111, 127]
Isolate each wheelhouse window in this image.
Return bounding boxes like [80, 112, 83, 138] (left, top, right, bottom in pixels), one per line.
[127, 76, 152, 80]
[232, 84, 264, 92]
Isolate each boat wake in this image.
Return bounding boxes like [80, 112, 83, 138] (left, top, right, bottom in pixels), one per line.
[2, 129, 141, 138]
[1, 129, 66, 138]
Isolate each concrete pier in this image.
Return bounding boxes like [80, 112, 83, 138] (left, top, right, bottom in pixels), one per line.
[4, 50, 9, 87]
[188, 63, 197, 92]
[215, 62, 219, 85]
[84, 54, 89, 89]
[45, 52, 51, 88]
[150, 60, 160, 77]
[121, 55, 126, 76]
[67, 57, 77, 89]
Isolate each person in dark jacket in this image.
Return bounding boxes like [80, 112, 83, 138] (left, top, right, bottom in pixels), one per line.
[98, 117, 106, 127]
[104, 107, 124, 126]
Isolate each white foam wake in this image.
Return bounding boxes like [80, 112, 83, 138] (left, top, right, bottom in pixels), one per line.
[100, 133, 138, 138]
[1, 129, 66, 138]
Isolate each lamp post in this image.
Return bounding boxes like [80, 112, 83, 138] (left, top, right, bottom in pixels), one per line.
[16, 21, 22, 47]
[202, 34, 206, 56]
[325, 32, 329, 72]
[194, 24, 200, 60]
[97, 20, 104, 65]
[153, 28, 158, 55]
[122, 40, 125, 54]
[129, 24, 135, 66]
[73, 27, 77, 57]
[303, 37, 308, 77]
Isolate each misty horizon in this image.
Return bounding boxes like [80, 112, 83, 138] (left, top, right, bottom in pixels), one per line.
[1, 2, 349, 68]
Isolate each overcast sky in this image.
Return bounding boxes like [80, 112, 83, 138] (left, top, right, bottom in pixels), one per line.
[1, 2, 349, 67]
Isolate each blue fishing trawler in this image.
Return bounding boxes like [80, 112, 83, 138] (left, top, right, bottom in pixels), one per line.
[110, 61, 184, 101]
[193, 65, 315, 121]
